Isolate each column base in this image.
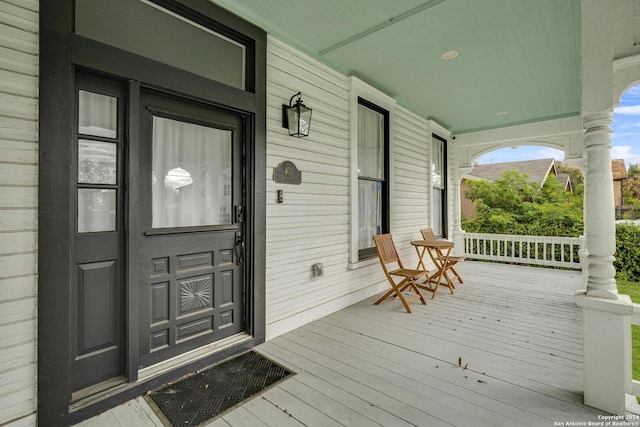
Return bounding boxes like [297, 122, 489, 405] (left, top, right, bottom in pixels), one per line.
[575, 293, 633, 414]
[452, 230, 465, 257]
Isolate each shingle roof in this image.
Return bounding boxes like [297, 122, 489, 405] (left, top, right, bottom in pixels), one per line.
[556, 173, 572, 191]
[467, 158, 556, 185]
[612, 159, 628, 180]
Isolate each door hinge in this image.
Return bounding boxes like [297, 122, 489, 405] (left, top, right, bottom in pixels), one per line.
[234, 205, 245, 223]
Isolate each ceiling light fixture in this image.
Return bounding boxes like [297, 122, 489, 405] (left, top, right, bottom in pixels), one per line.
[441, 50, 459, 60]
[496, 111, 508, 116]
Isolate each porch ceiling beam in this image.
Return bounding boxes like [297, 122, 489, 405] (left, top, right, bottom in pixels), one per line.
[454, 116, 583, 147]
[319, 0, 445, 56]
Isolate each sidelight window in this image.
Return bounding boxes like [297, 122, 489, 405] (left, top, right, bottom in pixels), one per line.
[77, 90, 119, 233]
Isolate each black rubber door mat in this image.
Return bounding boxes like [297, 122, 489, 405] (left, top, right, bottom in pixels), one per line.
[146, 351, 295, 426]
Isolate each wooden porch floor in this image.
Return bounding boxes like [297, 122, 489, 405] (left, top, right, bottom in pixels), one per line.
[81, 262, 608, 426]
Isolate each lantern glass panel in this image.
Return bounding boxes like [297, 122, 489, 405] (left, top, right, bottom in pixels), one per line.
[286, 107, 299, 136]
[298, 106, 311, 136]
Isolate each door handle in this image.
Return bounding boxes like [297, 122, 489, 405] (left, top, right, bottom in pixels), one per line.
[235, 231, 245, 264]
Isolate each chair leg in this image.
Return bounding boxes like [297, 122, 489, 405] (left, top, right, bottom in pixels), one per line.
[408, 281, 426, 305]
[397, 292, 413, 313]
[375, 277, 410, 305]
[375, 278, 425, 313]
[374, 287, 398, 305]
[450, 266, 463, 283]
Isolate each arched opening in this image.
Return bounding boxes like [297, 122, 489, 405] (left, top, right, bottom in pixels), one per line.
[612, 82, 640, 220]
[456, 141, 584, 269]
[475, 144, 564, 165]
[461, 144, 583, 228]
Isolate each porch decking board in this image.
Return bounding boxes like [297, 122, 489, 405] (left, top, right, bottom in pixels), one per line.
[83, 262, 606, 427]
[414, 291, 584, 345]
[259, 339, 462, 426]
[324, 300, 585, 389]
[240, 393, 306, 427]
[268, 333, 529, 426]
[296, 319, 581, 423]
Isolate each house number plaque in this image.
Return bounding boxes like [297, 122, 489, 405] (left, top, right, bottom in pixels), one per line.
[273, 160, 301, 185]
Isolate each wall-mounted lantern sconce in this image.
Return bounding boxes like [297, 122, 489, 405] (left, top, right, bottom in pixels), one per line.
[282, 91, 312, 138]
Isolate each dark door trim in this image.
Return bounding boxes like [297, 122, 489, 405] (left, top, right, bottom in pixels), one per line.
[39, 1, 266, 424]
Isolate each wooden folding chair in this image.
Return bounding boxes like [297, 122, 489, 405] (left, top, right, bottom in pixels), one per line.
[420, 228, 465, 284]
[373, 234, 428, 313]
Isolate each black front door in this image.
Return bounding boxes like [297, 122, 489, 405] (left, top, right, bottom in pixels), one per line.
[137, 90, 246, 367]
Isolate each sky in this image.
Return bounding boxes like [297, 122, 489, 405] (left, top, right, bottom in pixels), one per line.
[477, 84, 640, 166]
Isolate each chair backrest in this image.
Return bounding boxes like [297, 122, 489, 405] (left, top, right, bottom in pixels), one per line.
[373, 234, 404, 271]
[420, 228, 437, 241]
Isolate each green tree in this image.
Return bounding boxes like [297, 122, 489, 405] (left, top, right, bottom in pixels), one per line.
[463, 170, 583, 237]
[624, 163, 640, 201]
[555, 161, 584, 191]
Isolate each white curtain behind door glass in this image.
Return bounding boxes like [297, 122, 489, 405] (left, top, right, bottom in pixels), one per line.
[152, 116, 232, 228]
[358, 104, 384, 249]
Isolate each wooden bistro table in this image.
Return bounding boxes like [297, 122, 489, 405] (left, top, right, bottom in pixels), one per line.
[410, 239, 456, 299]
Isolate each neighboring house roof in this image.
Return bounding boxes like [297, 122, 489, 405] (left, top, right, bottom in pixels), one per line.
[556, 173, 573, 192]
[465, 158, 557, 187]
[612, 159, 628, 180]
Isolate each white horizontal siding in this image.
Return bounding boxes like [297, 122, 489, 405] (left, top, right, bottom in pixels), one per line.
[0, 1, 38, 425]
[391, 106, 430, 246]
[266, 37, 358, 338]
[265, 37, 436, 339]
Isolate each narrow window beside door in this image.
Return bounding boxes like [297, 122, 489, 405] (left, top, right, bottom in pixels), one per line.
[77, 90, 119, 233]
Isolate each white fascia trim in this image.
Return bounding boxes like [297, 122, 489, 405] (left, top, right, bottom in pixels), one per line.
[427, 119, 452, 139]
[613, 52, 640, 71]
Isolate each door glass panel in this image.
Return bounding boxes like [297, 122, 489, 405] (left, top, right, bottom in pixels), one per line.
[78, 140, 117, 184]
[358, 180, 382, 250]
[152, 116, 232, 228]
[78, 189, 116, 233]
[78, 90, 117, 138]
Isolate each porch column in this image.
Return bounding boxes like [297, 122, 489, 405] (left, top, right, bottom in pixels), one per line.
[451, 165, 471, 256]
[583, 111, 617, 299]
[577, 111, 633, 415]
[576, 0, 634, 414]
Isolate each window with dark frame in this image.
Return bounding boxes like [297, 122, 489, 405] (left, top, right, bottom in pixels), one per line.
[431, 134, 447, 238]
[357, 97, 389, 260]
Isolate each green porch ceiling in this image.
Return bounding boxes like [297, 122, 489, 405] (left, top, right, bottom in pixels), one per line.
[210, 0, 581, 134]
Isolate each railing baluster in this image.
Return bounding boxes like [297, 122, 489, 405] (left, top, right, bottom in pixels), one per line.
[461, 233, 582, 269]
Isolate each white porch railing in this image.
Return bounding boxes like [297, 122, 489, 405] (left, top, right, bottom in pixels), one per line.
[632, 305, 640, 397]
[462, 232, 584, 269]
